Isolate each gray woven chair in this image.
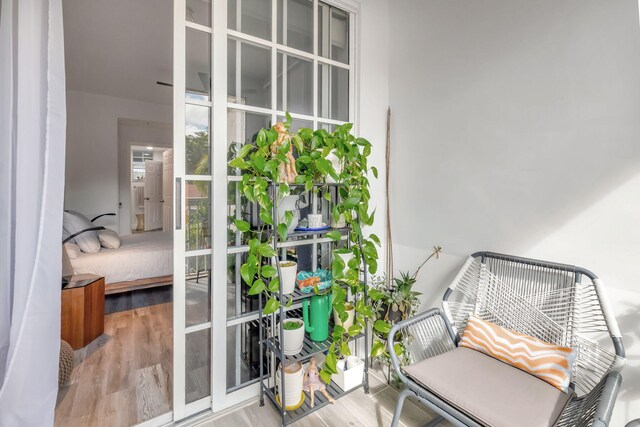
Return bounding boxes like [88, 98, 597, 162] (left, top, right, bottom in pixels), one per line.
[389, 251, 625, 427]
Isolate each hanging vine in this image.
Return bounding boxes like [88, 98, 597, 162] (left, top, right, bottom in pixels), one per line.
[228, 113, 387, 382]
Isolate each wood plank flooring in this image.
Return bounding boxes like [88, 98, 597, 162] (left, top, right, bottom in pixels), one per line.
[57, 296, 451, 427]
[55, 303, 173, 427]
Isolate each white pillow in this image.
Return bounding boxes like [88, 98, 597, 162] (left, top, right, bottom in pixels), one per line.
[63, 242, 82, 259]
[98, 229, 121, 249]
[62, 210, 101, 254]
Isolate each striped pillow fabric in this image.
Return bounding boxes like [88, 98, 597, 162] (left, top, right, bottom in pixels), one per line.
[459, 316, 576, 393]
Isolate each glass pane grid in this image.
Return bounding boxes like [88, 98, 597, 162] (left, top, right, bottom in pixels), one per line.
[223, 0, 353, 394]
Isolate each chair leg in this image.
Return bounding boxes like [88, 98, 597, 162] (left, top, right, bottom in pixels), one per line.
[392, 388, 413, 427]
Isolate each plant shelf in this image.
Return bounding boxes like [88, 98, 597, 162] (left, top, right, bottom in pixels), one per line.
[263, 379, 365, 425]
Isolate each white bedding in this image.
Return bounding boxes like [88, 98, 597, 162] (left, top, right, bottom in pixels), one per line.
[69, 231, 173, 284]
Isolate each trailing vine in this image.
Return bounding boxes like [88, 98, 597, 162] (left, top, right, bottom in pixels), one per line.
[228, 113, 387, 383]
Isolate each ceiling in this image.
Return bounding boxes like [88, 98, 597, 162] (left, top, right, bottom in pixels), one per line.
[63, 0, 173, 105]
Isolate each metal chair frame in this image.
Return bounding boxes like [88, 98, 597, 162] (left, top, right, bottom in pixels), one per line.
[389, 251, 625, 427]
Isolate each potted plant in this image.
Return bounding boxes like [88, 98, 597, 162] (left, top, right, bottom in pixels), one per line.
[370, 246, 442, 366]
[228, 114, 382, 383]
[280, 318, 305, 355]
[277, 260, 298, 295]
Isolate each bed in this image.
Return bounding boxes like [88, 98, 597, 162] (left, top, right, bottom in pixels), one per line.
[65, 230, 173, 294]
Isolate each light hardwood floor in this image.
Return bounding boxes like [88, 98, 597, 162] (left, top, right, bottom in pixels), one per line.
[55, 303, 173, 427]
[56, 299, 450, 427]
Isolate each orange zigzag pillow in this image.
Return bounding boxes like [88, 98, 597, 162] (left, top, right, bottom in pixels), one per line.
[459, 316, 576, 393]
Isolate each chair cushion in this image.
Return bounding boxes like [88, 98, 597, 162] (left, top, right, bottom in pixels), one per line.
[460, 316, 575, 393]
[404, 347, 573, 427]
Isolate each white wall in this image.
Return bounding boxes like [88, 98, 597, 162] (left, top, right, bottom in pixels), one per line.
[64, 90, 171, 233]
[388, 1, 640, 424]
[357, 0, 390, 276]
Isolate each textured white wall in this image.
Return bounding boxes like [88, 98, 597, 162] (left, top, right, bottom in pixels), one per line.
[64, 90, 171, 233]
[388, 1, 640, 424]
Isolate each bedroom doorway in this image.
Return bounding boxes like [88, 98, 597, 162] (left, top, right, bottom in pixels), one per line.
[129, 145, 172, 233]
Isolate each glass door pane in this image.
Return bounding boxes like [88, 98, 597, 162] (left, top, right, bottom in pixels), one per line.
[173, 0, 213, 420]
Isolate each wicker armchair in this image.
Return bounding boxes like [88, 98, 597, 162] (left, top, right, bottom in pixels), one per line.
[389, 252, 625, 427]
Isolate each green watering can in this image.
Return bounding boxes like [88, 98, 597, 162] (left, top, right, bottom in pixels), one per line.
[302, 293, 332, 342]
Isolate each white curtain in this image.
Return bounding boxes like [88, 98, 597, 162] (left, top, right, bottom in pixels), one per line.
[0, 0, 67, 425]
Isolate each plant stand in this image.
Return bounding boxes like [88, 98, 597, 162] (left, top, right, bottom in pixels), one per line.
[258, 182, 370, 427]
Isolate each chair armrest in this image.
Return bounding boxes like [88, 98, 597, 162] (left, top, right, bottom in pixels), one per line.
[559, 371, 622, 427]
[388, 308, 457, 385]
[591, 371, 622, 427]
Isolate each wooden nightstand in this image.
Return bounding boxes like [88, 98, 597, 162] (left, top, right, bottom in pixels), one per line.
[61, 274, 105, 349]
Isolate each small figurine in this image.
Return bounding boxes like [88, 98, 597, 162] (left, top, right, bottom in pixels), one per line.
[271, 122, 298, 184]
[303, 358, 335, 408]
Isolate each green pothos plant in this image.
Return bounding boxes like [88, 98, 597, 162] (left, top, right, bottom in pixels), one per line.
[228, 113, 390, 383]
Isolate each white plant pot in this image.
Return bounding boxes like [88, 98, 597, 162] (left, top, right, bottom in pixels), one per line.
[335, 251, 355, 275]
[276, 362, 304, 409]
[333, 305, 355, 330]
[280, 318, 305, 356]
[331, 213, 346, 229]
[278, 261, 298, 295]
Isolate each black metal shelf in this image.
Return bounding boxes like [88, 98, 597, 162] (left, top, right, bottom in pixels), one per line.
[258, 180, 370, 427]
[265, 325, 364, 366]
[264, 380, 364, 424]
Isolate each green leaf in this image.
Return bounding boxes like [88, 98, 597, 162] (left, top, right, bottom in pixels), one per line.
[258, 243, 277, 258]
[319, 368, 332, 384]
[284, 211, 294, 226]
[237, 144, 253, 159]
[249, 238, 260, 253]
[285, 111, 292, 124]
[297, 155, 312, 164]
[340, 342, 351, 356]
[264, 159, 278, 173]
[348, 324, 362, 336]
[326, 230, 341, 241]
[277, 223, 288, 241]
[248, 279, 265, 295]
[228, 158, 249, 169]
[259, 210, 273, 225]
[278, 183, 290, 199]
[325, 351, 338, 374]
[371, 166, 378, 179]
[299, 128, 313, 141]
[261, 265, 276, 278]
[374, 319, 391, 334]
[240, 263, 253, 286]
[268, 277, 280, 292]
[393, 343, 403, 356]
[263, 297, 280, 315]
[234, 219, 251, 232]
[253, 156, 266, 171]
[323, 192, 332, 201]
[369, 233, 381, 246]
[256, 129, 266, 144]
[371, 340, 386, 358]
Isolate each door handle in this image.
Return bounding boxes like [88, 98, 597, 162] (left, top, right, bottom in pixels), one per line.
[175, 178, 182, 230]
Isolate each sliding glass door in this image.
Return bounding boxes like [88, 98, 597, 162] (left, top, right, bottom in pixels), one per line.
[173, 0, 214, 420]
[171, 0, 356, 420]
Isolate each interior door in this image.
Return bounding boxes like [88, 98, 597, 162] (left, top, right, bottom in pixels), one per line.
[162, 149, 173, 231]
[173, 0, 214, 420]
[144, 160, 163, 231]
